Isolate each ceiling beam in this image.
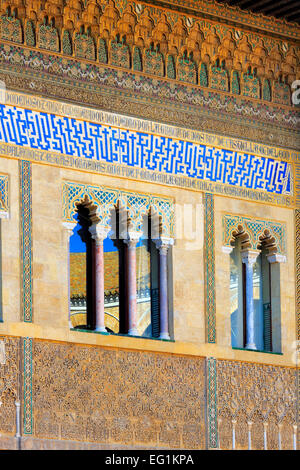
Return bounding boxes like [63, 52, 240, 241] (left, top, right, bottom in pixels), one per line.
[269, 3, 300, 15]
[245, 0, 274, 10]
[286, 9, 300, 19]
[234, 0, 254, 7]
[259, 0, 297, 14]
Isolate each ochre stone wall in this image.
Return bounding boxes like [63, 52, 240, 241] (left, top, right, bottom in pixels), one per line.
[32, 340, 206, 449]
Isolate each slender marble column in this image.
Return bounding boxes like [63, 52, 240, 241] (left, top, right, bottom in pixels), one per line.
[263, 422, 268, 450]
[241, 250, 259, 350]
[293, 425, 297, 450]
[123, 232, 141, 336]
[248, 421, 252, 450]
[62, 222, 76, 329]
[89, 224, 109, 332]
[155, 238, 173, 340]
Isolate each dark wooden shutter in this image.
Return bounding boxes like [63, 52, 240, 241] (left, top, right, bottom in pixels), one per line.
[151, 287, 160, 338]
[263, 302, 272, 352]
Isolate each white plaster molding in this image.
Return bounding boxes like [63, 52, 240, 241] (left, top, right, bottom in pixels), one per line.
[222, 245, 233, 254]
[62, 221, 76, 237]
[0, 211, 9, 219]
[267, 253, 287, 264]
[154, 237, 174, 253]
[241, 249, 260, 265]
[121, 230, 143, 245]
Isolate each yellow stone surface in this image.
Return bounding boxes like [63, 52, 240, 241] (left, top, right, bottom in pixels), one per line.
[0, 145, 297, 368]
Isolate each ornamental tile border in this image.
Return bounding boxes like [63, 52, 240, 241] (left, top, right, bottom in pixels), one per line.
[222, 214, 287, 256]
[20, 161, 33, 323]
[206, 357, 218, 449]
[0, 173, 9, 215]
[204, 193, 216, 344]
[23, 337, 33, 435]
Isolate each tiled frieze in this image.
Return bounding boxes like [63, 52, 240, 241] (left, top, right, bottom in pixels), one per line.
[19, 160, 33, 323]
[222, 214, 287, 256]
[0, 105, 294, 202]
[62, 181, 175, 237]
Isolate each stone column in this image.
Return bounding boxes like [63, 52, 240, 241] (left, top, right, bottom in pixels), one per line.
[293, 425, 297, 450]
[247, 421, 253, 450]
[241, 250, 259, 350]
[62, 222, 76, 329]
[267, 253, 286, 353]
[123, 231, 141, 336]
[155, 238, 174, 340]
[89, 223, 109, 332]
[263, 422, 268, 450]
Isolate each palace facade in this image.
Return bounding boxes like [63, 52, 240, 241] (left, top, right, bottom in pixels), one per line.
[0, 0, 299, 450]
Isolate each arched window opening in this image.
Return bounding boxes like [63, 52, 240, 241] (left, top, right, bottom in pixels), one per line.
[68, 196, 173, 340]
[69, 206, 93, 329]
[229, 226, 282, 352]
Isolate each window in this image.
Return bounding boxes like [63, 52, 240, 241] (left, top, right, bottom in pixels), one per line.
[68, 197, 173, 340]
[230, 232, 282, 353]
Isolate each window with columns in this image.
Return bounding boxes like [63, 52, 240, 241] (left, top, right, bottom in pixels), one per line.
[63, 184, 174, 341]
[226, 223, 285, 353]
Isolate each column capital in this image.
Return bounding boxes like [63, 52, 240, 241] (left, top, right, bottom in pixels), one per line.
[122, 230, 143, 247]
[0, 211, 9, 219]
[241, 249, 260, 266]
[267, 253, 286, 264]
[154, 237, 174, 254]
[62, 221, 77, 238]
[89, 223, 110, 245]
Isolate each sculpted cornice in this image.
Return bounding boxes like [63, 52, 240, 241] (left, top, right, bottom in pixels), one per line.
[139, 0, 300, 41]
[0, 0, 299, 111]
[0, 59, 299, 153]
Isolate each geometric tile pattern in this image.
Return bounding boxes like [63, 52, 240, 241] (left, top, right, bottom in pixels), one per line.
[62, 181, 175, 237]
[204, 193, 216, 343]
[0, 105, 293, 196]
[23, 337, 33, 435]
[222, 214, 287, 255]
[206, 357, 218, 449]
[0, 174, 9, 214]
[20, 161, 33, 322]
